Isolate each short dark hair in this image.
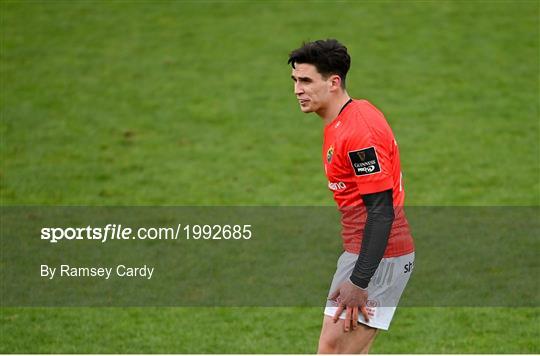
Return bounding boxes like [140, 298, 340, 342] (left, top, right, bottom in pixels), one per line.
[288, 39, 351, 88]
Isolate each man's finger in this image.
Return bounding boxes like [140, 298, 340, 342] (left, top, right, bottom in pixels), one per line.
[344, 306, 352, 332]
[328, 289, 340, 301]
[352, 306, 359, 330]
[333, 304, 344, 323]
[360, 306, 370, 323]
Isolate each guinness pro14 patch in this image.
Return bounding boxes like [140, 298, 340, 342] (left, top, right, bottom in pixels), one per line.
[348, 146, 381, 176]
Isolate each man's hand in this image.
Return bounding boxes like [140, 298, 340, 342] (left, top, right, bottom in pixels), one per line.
[328, 280, 370, 332]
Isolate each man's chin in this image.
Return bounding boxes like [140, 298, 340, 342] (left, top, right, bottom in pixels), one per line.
[299, 105, 313, 113]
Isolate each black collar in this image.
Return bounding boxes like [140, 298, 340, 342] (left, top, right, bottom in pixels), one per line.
[338, 98, 353, 115]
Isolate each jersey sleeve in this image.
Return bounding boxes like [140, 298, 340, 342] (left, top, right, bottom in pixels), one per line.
[343, 116, 394, 195]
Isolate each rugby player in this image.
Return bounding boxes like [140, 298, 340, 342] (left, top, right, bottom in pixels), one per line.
[288, 39, 415, 354]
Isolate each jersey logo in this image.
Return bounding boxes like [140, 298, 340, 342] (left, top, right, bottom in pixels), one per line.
[348, 146, 381, 176]
[326, 145, 334, 163]
[328, 181, 346, 191]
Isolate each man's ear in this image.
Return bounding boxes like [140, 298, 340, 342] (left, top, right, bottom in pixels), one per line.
[329, 75, 342, 91]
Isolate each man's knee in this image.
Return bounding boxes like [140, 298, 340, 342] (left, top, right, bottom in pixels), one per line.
[318, 317, 378, 354]
[318, 332, 374, 354]
[318, 316, 341, 353]
[317, 335, 340, 354]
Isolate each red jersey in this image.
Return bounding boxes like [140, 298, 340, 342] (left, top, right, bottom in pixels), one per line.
[323, 99, 414, 257]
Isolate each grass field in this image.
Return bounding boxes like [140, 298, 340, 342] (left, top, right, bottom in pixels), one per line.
[1, 0, 539, 353]
[1, 308, 538, 353]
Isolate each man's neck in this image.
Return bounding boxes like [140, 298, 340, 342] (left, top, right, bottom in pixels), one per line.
[318, 92, 352, 125]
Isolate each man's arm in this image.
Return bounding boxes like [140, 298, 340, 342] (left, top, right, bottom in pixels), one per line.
[349, 189, 395, 289]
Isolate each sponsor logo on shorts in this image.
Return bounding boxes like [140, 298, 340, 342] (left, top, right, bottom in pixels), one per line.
[366, 299, 379, 308]
[404, 261, 414, 274]
[365, 301, 378, 319]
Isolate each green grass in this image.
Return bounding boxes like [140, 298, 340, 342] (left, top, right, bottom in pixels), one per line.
[1, 0, 539, 353]
[1, 307, 538, 353]
[1, 0, 538, 206]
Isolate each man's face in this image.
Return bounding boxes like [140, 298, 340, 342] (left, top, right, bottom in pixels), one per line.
[291, 63, 332, 114]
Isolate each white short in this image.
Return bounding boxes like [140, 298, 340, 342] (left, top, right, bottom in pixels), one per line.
[324, 251, 415, 330]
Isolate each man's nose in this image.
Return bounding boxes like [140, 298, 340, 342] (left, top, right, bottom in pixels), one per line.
[294, 83, 304, 95]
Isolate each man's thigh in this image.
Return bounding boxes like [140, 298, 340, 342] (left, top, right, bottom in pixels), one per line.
[318, 315, 378, 354]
